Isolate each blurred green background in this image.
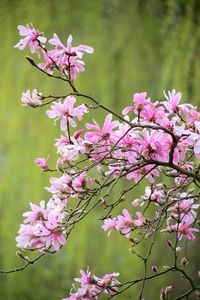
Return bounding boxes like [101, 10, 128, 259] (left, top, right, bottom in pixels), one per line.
[0, 0, 200, 299]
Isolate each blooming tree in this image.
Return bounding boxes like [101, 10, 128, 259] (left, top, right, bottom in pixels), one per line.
[1, 24, 200, 299]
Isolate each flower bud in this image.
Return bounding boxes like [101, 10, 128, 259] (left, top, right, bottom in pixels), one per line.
[152, 265, 158, 273]
[35, 157, 49, 171]
[26, 56, 36, 66]
[132, 198, 142, 207]
[163, 266, 171, 270]
[160, 289, 166, 300]
[181, 257, 189, 266]
[165, 285, 174, 296]
[145, 232, 153, 239]
[167, 217, 173, 226]
[166, 240, 173, 249]
[175, 247, 182, 253]
[16, 251, 23, 258]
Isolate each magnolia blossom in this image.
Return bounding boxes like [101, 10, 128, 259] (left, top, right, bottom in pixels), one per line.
[38, 50, 55, 74]
[48, 34, 93, 79]
[163, 89, 182, 113]
[14, 24, 46, 55]
[23, 201, 46, 224]
[46, 174, 72, 195]
[63, 269, 120, 300]
[14, 24, 200, 299]
[94, 272, 120, 295]
[49, 34, 93, 58]
[85, 114, 119, 144]
[16, 197, 66, 251]
[46, 96, 88, 130]
[21, 89, 42, 107]
[191, 122, 200, 158]
[166, 221, 199, 241]
[35, 157, 49, 171]
[103, 209, 145, 238]
[122, 92, 151, 115]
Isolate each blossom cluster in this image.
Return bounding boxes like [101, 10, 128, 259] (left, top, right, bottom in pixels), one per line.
[63, 269, 120, 300]
[16, 197, 66, 251]
[14, 24, 200, 299]
[102, 209, 146, 237]
[103, 188, 199, 241]
[15, 24, 93, 81]
[162, 194, 199, 240]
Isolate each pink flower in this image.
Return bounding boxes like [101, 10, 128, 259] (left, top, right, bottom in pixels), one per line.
[23, 201, 45, 224]
[192, 123, 200, 158]
[48, 34, 93, 79]
[63, 294, 81, 300]
[45, 230, 66, 251]
[140, 102, 165, 122]
[35, 157, 49, 171]
[122, 92, 151, 115]
[75, 270, 92, 286]
[164, 217, 199, 241]
[46, 96, 88, 130]
[95, 272, 120, 295]
[21, 89, 42, 107]
[61, 56, 85, 80]
[143, 185, 165, 204]
[133, 211, 145, 226]
[139, 129, 172, 162]
[127, 165, 159, 183]
[38, 50, 55, 74]
[14, 24, 46, 56]
[55, 130, 84, 151]
[163, 89, 182, 113]
[170, 223, 198, 240]
[16, 224, 37, 249]
[116, 209, 134, 237]
[85, 114, 119, 144]
[72, 173, 92, 193]
[46, 174, 72, 195]
[102, 218, 117, 236]
[17, 197, 67, 252]
[57, 137, 85, 162]
[64, 269, 120, 299]
[48, 34, 93, 59]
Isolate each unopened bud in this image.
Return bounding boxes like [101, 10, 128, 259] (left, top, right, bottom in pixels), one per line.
[163, 266, 171, 270]
[129, 237, 136, 243]
[25, 56, 36, 66]
[119, 196, 126, 202]
[145, 232, 153, 239]
[167, 217, 173, 226]
[176, 247, 182, 253]
[132, 198, 141, 207]
[181, 257, 189, 266]
[166, 240, 173, 249]
[130, 238, 138, 244]
[16, 251, 23, 258]
[100, 197, 105, 204]
[94, 178, 101, 185]
[165, 285, 174, 296]
[24, 256, 30, 262]
[152, 265, 158, 273]
[160, 289, 166, 300]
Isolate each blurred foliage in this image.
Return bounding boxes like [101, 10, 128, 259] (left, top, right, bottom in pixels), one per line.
[0, 0, 200, 299]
